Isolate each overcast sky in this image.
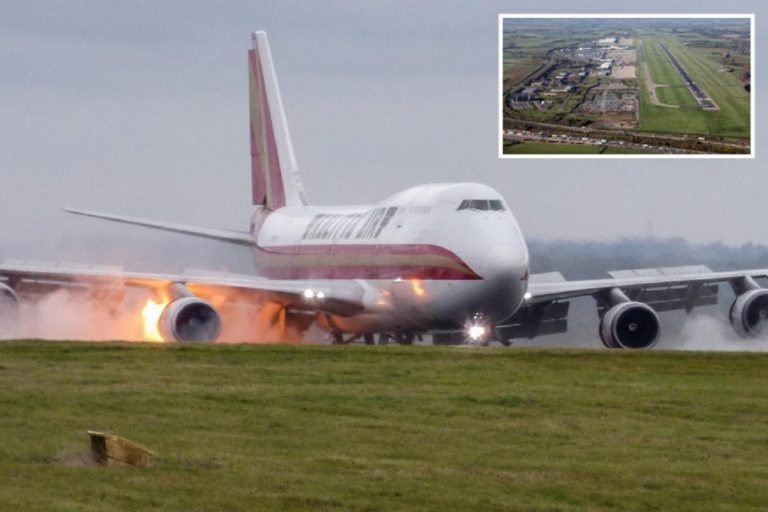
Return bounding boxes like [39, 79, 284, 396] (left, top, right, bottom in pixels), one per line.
[0, 0, 765, 271]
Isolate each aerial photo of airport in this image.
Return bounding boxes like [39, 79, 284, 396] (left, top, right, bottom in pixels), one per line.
[501, 16, 752, 155]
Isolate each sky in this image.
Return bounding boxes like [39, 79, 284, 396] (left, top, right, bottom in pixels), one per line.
[0, 0, 766, 273]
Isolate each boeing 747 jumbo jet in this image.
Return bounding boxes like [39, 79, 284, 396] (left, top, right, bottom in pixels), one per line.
[1, 32, 768, 348]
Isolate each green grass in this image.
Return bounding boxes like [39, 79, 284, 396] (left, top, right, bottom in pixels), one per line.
[665, 38, 750, 138]
[637, 35, 750, 139]
[655, 85, 698, 108]
[503, 142, 603, 154]
[643, 37, 688, 88]
[503, 56, 542, 84]
[2, 341, 768, 511]
[600, 146, 656, 154]
[503, 142, 660, 155]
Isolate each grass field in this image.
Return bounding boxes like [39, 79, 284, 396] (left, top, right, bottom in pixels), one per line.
[503, 56, 542, 84]
[2, 341, 768, 511]
[636, 35, 750, 138]
[503, 142, 603, 154]
[503, 142, 659, 155]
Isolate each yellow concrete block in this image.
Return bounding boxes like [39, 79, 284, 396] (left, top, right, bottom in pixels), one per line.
[88, 431, 155, 468]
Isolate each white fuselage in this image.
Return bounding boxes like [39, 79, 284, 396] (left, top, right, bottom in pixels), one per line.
[250, 182, 530, 334]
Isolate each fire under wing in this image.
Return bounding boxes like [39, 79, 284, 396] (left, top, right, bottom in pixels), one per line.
[0, 261, 367, 318]
[497, 265, 768, 347]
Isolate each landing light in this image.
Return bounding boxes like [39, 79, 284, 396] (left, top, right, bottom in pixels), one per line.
[467, 324, 487, 341]
[524, 292, 532, 301]
[303, 289, 326, 300]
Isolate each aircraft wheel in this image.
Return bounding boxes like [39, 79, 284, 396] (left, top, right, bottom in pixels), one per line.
[396, 333, 415, 345]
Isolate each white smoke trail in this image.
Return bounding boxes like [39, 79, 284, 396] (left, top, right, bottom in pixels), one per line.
[0, 286, 327, 344]
[0, 288, 146, 341]
[671, 313, 768, 352]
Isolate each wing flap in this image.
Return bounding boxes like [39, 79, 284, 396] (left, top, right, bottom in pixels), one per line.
[595, 283, 719, 314]
[607, 265, 713, 279]
[529, 271, 567, 283]
[496, 300, 570, 341]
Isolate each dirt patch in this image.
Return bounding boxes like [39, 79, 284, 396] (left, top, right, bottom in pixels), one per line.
[641, 62, 678, 108]
[60, 452, 101, 467]
[611, 65, 636, 79]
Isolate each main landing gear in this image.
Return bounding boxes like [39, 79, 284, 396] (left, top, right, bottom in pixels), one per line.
[330, 332, 423, 345]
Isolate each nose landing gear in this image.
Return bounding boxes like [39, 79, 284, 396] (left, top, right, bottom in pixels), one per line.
[465, 313, 493, 344]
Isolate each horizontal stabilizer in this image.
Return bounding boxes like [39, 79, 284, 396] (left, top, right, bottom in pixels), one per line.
[64, 208, 255, 246]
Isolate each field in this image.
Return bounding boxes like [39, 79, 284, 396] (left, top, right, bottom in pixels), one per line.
[503, 142, 659, 155]
[2, 341, 768, 511]
[503, 141, 603, 154]
[502, 20, 751, 153]
[501, 23, 602, 86]
[636, 34, 750, 138]
[503, 56, 542, 84]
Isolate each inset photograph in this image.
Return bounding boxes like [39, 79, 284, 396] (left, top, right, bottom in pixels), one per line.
[499, 15, 753, 157]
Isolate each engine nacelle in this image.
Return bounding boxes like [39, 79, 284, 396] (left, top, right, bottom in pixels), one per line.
[0, 282, 20, 314]
[729, 289, 768, 338]
[599, 301, 660, 349]
[158, 297, 221, 343]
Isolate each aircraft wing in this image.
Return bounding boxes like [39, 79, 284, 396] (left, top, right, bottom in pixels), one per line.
[496, 265, 768, 345]
[0, 261, 365, 317]
[526, 265, 768, 303]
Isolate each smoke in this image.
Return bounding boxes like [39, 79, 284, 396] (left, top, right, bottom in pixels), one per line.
[668, 313, 768, 352]
[0, 281, 334, 344]
[0, 287, 146, 342]
[215, 303, 319, 344]
[5, 283, 765, 350]
[0, 285, 332, 344]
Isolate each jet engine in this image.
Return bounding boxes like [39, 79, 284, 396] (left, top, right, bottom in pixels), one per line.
[599, 301, 660, 349]
[158, 296, 221, 343]
[729, 288, 768, 338]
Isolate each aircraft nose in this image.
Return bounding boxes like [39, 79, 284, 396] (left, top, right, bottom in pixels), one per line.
[479, 243, 527, 321]
[482, 244, 527, 282]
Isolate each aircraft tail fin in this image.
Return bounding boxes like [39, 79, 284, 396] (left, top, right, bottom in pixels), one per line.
[248, 31, 307, 209]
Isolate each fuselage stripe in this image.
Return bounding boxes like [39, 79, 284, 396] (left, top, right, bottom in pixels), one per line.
[253, 243, 481, 280]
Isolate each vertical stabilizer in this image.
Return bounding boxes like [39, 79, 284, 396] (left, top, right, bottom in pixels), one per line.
[249, 32, 306, 209]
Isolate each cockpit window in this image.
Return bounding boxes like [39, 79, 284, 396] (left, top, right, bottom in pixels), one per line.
[458, 199, 505, 212]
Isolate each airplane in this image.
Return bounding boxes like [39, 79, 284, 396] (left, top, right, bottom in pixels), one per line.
[1, 31, 768, 349]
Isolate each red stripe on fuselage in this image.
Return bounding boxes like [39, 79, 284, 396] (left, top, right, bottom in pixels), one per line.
[257, 265, 476, 280]
[253, 243, 481, 280]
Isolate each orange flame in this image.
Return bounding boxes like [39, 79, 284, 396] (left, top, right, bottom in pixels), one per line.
[410, 279, 426, 297]
[141, 298, 167, 342]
